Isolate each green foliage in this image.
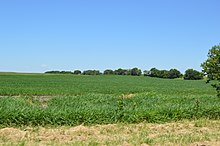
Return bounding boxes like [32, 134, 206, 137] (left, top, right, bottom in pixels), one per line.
[45, 71, 73, 74]
[82, 70, 101, 75]
[201, 44, 220, 97]
[45, 71, 61, 74]
[184, 69, 203, 80]
[114, 68, 128, 75]
[145, 68, 182, 79]
[104, 69, 114, 75]
[113, 68, 142, 76]
[73, 70, 81, 75]
[130, 68, 142, 76]
[169, 69, 182, 79]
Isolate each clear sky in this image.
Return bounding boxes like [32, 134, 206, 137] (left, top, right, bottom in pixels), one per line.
[0, 0, 219, 73]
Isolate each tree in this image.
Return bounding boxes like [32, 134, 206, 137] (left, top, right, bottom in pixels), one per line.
[45, 71, 73, 74]
[60, 71, 73, 74]
[143, 70, 151, 76]
[168, 69, 181, 79]
[83, 70, 101, 75]
[45, 71, 60, 74]
[73, 70, 81, 75]
[158, 70, 169, 78]
[184, 69, 203, 80]
[114, 68, 128, 75]
[130, 68, 142, 76]
[149, 68, 160, 77]
[104, 69, 114, 75]
[201, 44, 220, 97]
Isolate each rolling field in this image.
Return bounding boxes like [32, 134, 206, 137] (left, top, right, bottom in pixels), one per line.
[0, 73, 219, 126]
[0, 73, 220, 145]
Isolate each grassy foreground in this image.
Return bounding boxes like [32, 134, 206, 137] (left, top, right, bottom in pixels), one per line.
[0, 119, 220, 146]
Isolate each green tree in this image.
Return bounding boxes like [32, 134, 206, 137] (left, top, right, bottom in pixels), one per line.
[83, 70, 101, 75]
[201, 44, 220, 97]
[168, 69, 181, 79]
[114, 68, 128, 75]
[158, 70, 169, 78]
[104, 69, 114, 75]
[130, 68, 142, 76]
[184, 69, 203, 80]
[143, 70, 151, 76]
[149, 68, 160, 77]
[73, 70, 81, 75]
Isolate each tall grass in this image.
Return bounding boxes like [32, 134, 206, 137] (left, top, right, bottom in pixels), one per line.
[0, 93, 219, 126]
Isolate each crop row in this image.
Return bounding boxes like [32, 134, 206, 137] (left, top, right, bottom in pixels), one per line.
[0, 93, 219, 126]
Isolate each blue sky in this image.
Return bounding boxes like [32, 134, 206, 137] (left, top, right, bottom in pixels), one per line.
[0, 0, 219, 73]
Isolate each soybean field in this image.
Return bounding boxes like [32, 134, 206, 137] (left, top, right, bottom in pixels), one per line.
[0, 73, 219, 127]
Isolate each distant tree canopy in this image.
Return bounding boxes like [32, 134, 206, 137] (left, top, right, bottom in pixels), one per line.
[73, 70, 81, 75]
[45, 71, 61, 74]
[201, 44, 220, 97]
[130, 68, 142, 76]
[113, 68, 142, 76]
[169, 69, 182, 79]
[114, 68, 128, 75]
[45, 71, 73, 74]
[82, 70, 101, 75]
[104, 69, 114, 75]
[184, 69, 203, 80]
[144, 68, 182, 79]
[45, 68, 142, 76]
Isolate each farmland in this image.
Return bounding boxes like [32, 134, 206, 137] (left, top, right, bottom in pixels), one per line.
[0, 73, 219, 125]
[0, 73, 220, 145]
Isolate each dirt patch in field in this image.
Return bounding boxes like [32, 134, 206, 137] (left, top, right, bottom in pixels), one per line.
[32, 96, 53, 108]
[33, 96, 52, 102]
[121, 93, 136, 99]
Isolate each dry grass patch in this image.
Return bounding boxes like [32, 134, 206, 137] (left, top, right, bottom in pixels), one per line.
[121, 93, 137, 99]
[0, 119, 220, 146]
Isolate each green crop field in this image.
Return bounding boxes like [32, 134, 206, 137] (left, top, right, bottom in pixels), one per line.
[0, 73, 219, 127]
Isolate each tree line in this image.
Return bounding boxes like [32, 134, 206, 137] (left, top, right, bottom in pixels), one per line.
[45, 67, 203, 80]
